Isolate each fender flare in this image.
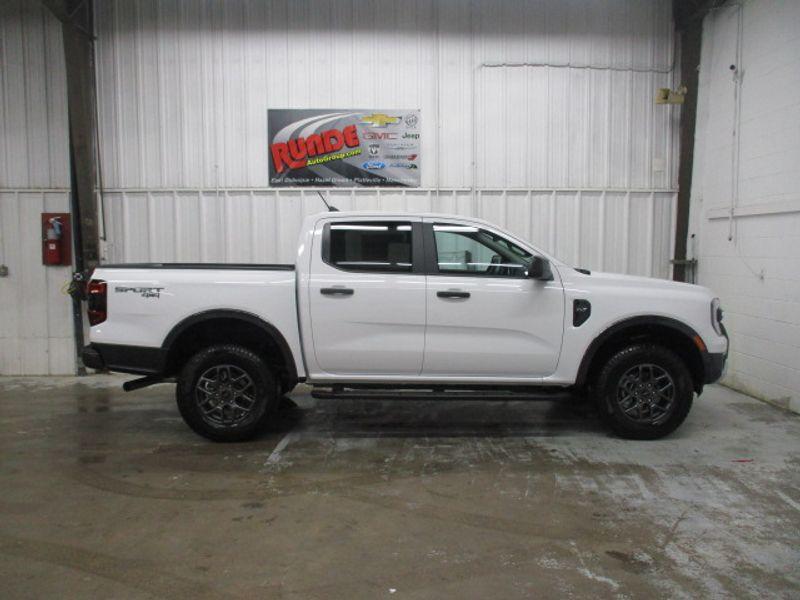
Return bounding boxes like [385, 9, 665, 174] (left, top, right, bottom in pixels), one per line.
[574, 315, 704, 387]
[162, 309, 298, 382]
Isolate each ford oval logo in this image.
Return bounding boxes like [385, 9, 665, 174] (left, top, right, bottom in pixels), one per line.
[361, 161, 385, 170]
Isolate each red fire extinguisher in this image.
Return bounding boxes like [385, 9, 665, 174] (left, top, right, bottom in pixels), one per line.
[44, 216, 63, 265]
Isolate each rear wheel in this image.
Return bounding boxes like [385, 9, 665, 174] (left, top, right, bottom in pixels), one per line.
[176, 344, 277, 442]
[595, 344, 693, 440]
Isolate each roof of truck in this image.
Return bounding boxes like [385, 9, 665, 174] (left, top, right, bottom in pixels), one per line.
[304, 211, 563, 264]
[307, 210, 495, 222]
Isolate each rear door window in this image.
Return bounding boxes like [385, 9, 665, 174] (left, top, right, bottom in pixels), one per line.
[327, 222, 414, 272]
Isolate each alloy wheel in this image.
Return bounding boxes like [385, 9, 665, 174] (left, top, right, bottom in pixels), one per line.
[616, 363, 676, 425]
[195, 364, 257, 428]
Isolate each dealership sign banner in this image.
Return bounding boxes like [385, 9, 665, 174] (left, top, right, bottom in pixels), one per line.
[268, 109, 420, 187]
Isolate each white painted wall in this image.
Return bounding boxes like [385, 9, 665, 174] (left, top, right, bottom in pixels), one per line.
[0, 1, 75, 375]
[690, 0, 800, 412]
[94, 0, 681, 280]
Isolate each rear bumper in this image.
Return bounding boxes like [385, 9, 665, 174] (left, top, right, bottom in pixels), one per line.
[81, 345, 105, 370]
[82, 343, 165, 375]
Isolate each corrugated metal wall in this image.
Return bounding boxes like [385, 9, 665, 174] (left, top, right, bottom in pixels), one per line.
[95, 0, 680, 276]
[0, 1, 74, 375]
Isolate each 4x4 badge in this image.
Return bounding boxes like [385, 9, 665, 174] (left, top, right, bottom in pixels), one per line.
[115, 286, 164, 298]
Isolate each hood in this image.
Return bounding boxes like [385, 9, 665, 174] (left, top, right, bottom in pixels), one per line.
[564, 267, 715, 299]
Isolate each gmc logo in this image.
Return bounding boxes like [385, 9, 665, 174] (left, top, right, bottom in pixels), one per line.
[362, 131, 397, 140]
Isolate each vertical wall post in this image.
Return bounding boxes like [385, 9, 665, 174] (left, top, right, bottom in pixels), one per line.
[42, 0, 100, 372]
[672, 5, 704, 282]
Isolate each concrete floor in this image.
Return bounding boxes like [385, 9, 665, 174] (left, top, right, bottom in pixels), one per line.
[0, 377, 798, 599]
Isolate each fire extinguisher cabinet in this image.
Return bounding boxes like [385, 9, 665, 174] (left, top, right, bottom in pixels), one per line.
[41, 213, 72, 266]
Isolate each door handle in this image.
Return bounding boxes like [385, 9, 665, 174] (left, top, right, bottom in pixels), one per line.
[320, 287, 354, 296]
[437, 290, 470, 299]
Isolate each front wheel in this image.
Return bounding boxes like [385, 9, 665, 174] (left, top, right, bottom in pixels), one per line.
[595, 344, 694, 440]
[176, 344, 277, 442]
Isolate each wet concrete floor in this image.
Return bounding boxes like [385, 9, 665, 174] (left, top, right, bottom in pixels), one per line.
[0, 376, 798, 599]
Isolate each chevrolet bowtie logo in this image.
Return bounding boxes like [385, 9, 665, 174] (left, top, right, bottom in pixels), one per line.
[360, 113, 400, 128]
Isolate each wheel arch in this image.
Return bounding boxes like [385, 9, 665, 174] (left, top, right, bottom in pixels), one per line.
[575, 315, 707, 393]
[161, 309, 298, 387]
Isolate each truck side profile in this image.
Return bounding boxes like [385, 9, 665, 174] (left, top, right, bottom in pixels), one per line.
[83, 212, 728, 441]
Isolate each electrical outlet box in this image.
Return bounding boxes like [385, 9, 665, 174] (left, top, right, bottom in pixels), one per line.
[655, 86, 687, 105]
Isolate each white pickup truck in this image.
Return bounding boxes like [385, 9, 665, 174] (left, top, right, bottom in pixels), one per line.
[83, 211, 727, 442]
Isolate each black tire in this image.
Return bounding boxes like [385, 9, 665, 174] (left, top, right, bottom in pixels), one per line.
[595, 344, 693, 440]
[279, 380, 297, 397]
[176, 344, 278, 442]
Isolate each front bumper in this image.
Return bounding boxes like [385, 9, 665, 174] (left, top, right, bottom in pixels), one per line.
[702, 323, 728, 384]
[702, 352, 727, 384]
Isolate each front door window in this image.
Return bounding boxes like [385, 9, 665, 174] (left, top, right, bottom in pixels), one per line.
[433, 224, 532, 277]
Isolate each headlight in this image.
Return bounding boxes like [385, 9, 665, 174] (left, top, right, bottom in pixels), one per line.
[711, 298, 723, 335]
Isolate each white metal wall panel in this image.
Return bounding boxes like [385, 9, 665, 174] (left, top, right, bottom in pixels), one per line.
[95, 0, 680, 281]
[0, 1, 74, 375]
[100, 187, 675, 281]
[690, 0, 800, 413]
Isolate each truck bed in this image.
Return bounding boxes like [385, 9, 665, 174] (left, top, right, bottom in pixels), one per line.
[88, 263, 303, 377]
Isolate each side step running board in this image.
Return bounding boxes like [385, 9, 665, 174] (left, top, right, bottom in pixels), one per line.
[311, 387, 573, 402]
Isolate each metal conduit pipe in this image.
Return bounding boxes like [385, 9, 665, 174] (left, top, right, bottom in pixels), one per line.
[469, 59, 678, 208]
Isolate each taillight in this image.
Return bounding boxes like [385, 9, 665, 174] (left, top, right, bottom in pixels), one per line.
[87, 280, 107, 325]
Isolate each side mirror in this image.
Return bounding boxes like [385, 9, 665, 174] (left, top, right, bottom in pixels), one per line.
[527, 256, 553, 281]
